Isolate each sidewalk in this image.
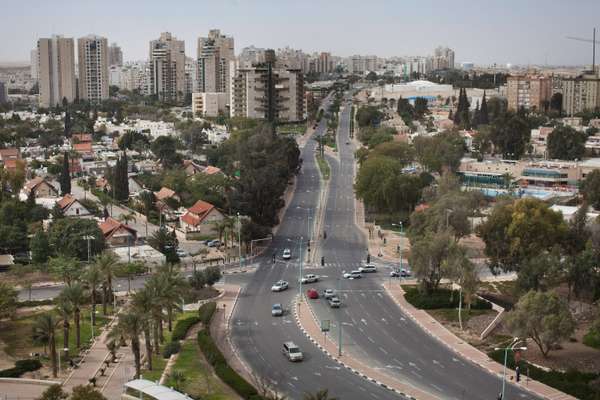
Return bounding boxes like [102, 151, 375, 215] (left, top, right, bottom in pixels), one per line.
[209, 284, 254, 384]
[383, 282, 578, 400]
[294, 296, 439, 400]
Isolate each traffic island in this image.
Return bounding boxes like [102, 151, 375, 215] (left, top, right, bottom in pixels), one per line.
[383, 282, 579, 400]
[293, 296, 441, 400]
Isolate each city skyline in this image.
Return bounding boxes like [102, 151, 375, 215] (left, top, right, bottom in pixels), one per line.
[1, 0, 600, 66]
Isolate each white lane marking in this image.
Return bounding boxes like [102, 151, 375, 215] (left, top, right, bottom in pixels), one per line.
[378, 346, 389, 355]
[325, 365, 341, 370]
[433, 359, 445, 368]
[431, 383, 444, 392]
[386, 364, 403, 370]
[410, 370, 423, 379]
[360, 318, 368, 325]
[393, 358, 404, 366]
[291, 376, 298, 381]
[314, 372, 322, 376]
[408, 361, 422, 371]
[366, 336, 375, 343]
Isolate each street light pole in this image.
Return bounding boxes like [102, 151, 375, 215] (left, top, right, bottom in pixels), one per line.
[337, 277, 342, 356]
[495, 338, 527, 400]
[237, 213, 241, 270]
[83, 235, 94, 263]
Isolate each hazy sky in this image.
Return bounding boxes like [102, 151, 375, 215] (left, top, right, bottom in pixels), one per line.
[2, 0, 599, 66]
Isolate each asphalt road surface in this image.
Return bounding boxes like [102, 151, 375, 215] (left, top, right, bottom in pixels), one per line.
[230, 98, 405, 400]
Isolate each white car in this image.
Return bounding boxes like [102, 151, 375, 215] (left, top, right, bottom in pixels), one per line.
[323, 288, 336, 299]
[358, 264, 377, 273]
[343, 270, 362, 279]
[300, 274, 319, 284]
[271, 280, 289, 292]
[282, 248, 291, 259]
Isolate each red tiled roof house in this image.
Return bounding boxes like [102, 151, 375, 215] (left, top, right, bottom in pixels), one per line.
[179, 200, 224, 235]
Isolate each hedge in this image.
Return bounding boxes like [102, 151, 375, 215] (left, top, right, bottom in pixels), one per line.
[0, 359, 42, 377]
[171, 315, 201, 342]
[197, 329, 260, 399]
[18, 299, 55, 307]
[198, 301, 217, 326]
[488, 349, 600, 400]
[162, 341, 181, 358]
[582, 330, 600, 350]
[403, 287, 492, 310]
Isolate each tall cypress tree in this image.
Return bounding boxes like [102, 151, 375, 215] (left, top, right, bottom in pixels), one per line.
[60, 152, 71, 195]
[453, 88, 464, 125]
[480, 91, 489, 125]
[113, 152, 129, 201]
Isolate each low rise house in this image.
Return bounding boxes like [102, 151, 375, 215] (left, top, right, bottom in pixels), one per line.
[22, 177, 59, 198]
[56, 194, 92, 217]
[179, 200, 224, 235]
[99, 217, 137, 247]
[73, 142, 94, 160]
[183, 160, 204, 176]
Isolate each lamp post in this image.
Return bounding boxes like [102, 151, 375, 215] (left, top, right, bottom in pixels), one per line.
[296, 206, 313, 262]
[237, 213, 242, 270]
[83, 235, 94, 263]
[337, 277, 342, 356]
[90, 310, 98, 342]
[391, 222, 404, 279]
[287, 237, 304, 299]
[494, 338, 527, 400]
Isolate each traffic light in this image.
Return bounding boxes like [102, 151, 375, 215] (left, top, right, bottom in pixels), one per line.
[367, 253, 370, 263]
[321, 256, 325, 266]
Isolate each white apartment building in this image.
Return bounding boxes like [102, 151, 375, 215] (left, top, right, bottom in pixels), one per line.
[191, 92, 227, 117]
[37, 35, 76, 107]
[78, 35, 109, 103]
[197, 29, 235, 97]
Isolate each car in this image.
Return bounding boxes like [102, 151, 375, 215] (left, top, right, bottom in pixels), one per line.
[307, 288, 319, 299]
[390, 268, 411, 278]
[282, 341, 303, 362]
[358, 264, 377, 273]
[282, 248, 291, 260]
[176, 249, 188, 258]
[300, 274, 319, 284]
[271, 303, 284, 317]
[343, 270, 362, 279]
[323, 288, 336, 299]
[271, 280, 289, 292]
[328, 296, 341, 308]
[207, 240, 221, 248]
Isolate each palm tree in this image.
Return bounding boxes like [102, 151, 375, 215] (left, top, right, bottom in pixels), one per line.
[168, 369, 186, 391]
[118, 211, 137, 225]
[63, 283, 85, 349]
[131, 287, 155, 370]
[155, 263, 186, 332]
[55, 295, 72, 358]
[84, 264, 102, 326]
[33, 313, 61, 377]
[145, 276, 166, 354]
[109, 310, 143, 378]
[95, 251, 119, 315]
[212, 219, 228, 245]
[303, 389, 338, 400]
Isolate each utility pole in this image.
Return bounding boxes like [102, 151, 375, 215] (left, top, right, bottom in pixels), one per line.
[337, 277, 342, 356]
[237, 213, 242, 270]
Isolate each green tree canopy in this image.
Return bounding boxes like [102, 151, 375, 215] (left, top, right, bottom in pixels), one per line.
[547, 125, 586, 160]
[507, 290, 575, 357]
[48, 218, 105, 260]
[580, 169, 600, 209]
[413, 130, 465, 173]
[489, 112, 530, 159]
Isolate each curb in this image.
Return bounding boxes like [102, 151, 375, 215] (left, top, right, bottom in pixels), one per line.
[292, 295, 423, 400]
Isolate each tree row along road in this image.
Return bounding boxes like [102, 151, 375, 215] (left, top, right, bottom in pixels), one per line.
[306, 94, 541, 400]
[230, 96, 404, 399]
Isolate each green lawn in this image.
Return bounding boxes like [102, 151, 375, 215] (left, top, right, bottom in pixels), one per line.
[164, 341, 236, 400]
[0, 306, 113, 367]
[428, 308, 495, 324]
[316, 155, 330, 180]
[139, 311, 196, 383]
[278, 122, 307, 135]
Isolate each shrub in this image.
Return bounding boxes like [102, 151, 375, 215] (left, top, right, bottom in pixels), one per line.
[583, 330, 600, 350]
[171, 316, 200, 342]
[488, 349, 600, 400]
[403, 287, 492, 310]
[0, 359, 42, 377]
[162, 341, 181, 359]
[196, 329, 260, 399]
[18, 299, 55, 307]
[198, 301, 217, 326]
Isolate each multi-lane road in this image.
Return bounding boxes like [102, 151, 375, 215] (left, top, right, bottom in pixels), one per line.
[231, 94, 541, 400]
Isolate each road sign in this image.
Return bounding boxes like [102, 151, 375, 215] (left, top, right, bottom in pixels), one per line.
[321, 319, 331, 332]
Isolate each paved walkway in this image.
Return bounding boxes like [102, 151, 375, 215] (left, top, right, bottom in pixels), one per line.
[383, 282, 578, 400]
[0, 379, 58, 399]
[210, 284, 253, 384]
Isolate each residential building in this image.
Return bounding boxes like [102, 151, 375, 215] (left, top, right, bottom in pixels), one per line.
[184, 57, 196, 95]
[108, 43, 123, 67]
[179, 199, 224, 235]
[191, 92, 227, 117]
[0, 81, 7, 104]
[30, 49, 39, 82]
[239, 45, 265, 67]
[56, 194, 92, 217]
[561, 71, 600, 116]
[99, 217, 137, 247]
[230, 51, 305, 122]
[78, 35, 109, 103]
[149, 32, 185, 102]
[507, 75, 551, 111]
[22, 177, 59, 198]
[37, 35, 76, 107]
[318, 52, 333, 74]
[197, 29, 235, 96]
[433, 46, 455, 70]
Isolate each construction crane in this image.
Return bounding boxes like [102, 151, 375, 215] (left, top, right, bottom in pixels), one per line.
[566, 28, 598, 73]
